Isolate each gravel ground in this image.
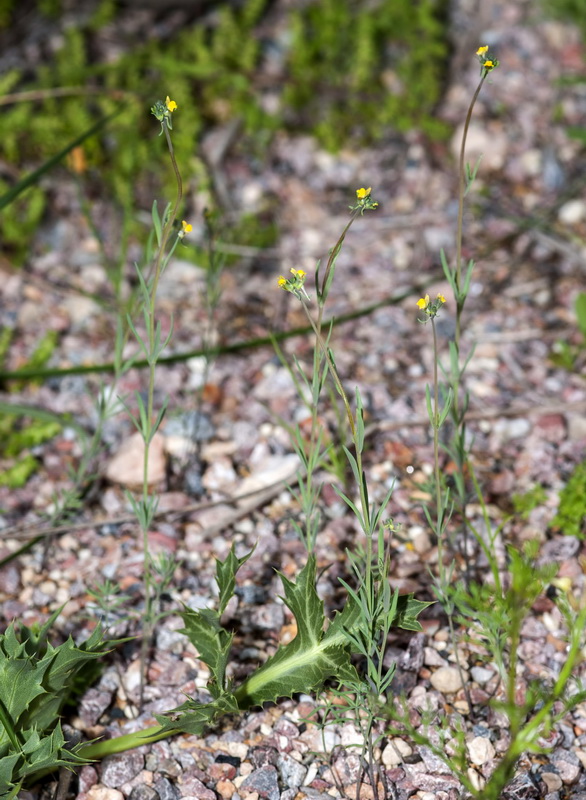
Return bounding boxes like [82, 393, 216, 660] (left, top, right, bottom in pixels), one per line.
[1, 1, 586, 798]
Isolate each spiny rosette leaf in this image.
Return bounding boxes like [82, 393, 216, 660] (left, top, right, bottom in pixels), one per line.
[234, 555, 359, 709]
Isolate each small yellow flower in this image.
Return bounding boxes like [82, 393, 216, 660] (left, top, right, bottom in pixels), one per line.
[552, 577, 572, 593]
[436, 293, 446, 303]
[178, 219, 192, 240]
[476, 45, 499, 74]
[278, 268, 310, 300]
[416, 295, 430, 310]
[356, 187, 372, 199]
[166, 96, 178, 113]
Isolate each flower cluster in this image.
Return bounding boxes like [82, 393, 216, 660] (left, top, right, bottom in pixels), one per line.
[476, 45, 499, 74]
[351, 187, 379, 215]
[277, 268, 310, 301]
[151, 96, 178, 133]
[416, 292, 446, 321]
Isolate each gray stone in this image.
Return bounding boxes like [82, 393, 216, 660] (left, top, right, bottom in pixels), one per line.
[129, 786, 159, 800]
[240, 765, 280, 800]
[551, 748, 581, 784]
[278, 752, 307, 788]
[154, 778, 180, 800]
[101, 751, 145, 788]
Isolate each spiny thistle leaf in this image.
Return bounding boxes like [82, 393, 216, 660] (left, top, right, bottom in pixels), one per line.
[234, 555, 357, 709]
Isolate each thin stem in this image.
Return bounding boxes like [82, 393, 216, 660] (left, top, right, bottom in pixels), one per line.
[138, 118, 183, 710]
[454, 72, 487, 346]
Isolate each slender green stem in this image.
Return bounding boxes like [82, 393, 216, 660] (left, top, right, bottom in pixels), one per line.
[454, 73, 487, 347]
[431, 319, 442, 541]
[138, 118, 183, 709]
[450, 71, 487, 580]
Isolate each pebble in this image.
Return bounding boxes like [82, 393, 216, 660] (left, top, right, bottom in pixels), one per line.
[178, 774, 216, 799]
[87, 789, 125, 800]
[551, 748, 581, 784]
[558, 199, 586, 225]
[240, 765, 280, 800]
[429, 665, 468, 693]
[381, 739, 413, 767]
[470, 666, 495, 685]
[277, 752, 307, 788]
[128, 786, 159, 800]
[467, 736, 495, 765]
[101, 752, 145, 788]
[105, 432, 166, 487]
[154, 777, 181, 800]
[540, 769, 563, 793]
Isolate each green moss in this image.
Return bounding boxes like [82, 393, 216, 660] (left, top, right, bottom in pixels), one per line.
[0, 0, 450, 252]
[284, 0, 450, 149]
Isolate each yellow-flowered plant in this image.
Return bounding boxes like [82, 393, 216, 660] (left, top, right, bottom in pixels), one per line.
[352, 186, 379, 214]
[476, 44, 499, 74]
[151, 95, 179, 133]
[416, 292, 446, 321]
[277, 267, 310, 300]
[179, 219, 193, 239]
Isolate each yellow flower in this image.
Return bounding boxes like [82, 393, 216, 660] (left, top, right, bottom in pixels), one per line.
[483, 59, 495, 70]
[290, 268, 306, 278]
[166, 96, 178, 113]
[356, 187, 372, 199]
[416, 295, 430, 310]
[182, 220, 192, 234]
[476, 45, 489, 56]
[437, 293, 446, 303]
[278, 276, 287, 287]
[552, 577, 572, 593]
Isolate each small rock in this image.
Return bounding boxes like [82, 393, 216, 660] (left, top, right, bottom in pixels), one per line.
[0, 560, 20, 594]
[382, 739, 413, 767]
[277, 752, 307, 789]
[540, 769, 563, 793]
[470, 666, 495, 685]
[424, 647, 449, 668]
[87, 788, 125, 800]
[101, 752, 145, 789]
[418, 745, 453, 774]
[79, 687, 114, 727]
[105, 432, 166, 487]
[558, 199, 586, 225]
[551, 748, 581, 784]
[153, 777, 180, 800]
[467, 736, 495, 765]
[492, 418, 532, 443]
[250, 603, 285, 631]
[216, 779, 237, 799]
[178, 774, 216, 800]
[429, 665, 468, 693]
[240, 765, 280, 800]
[128, 787, 159, 800]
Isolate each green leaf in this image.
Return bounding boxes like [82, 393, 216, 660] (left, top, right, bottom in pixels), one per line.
[216, 545, 255, 615]
[394, 595, 433, 632]
[151, 200, 162, 246]
[233, 556, 356, 708]
[179, 608, 233, 693]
